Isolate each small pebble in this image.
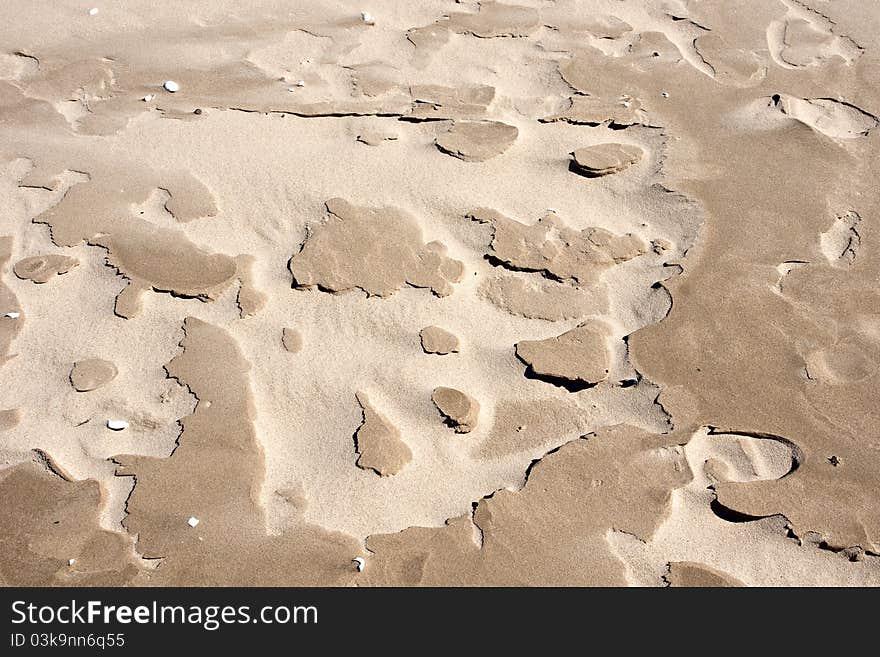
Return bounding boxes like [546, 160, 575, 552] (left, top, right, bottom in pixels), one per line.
[361, 11, 375, 24]
[68, 558, 76, 566]
[295, 79, 305, 87]
[163, 80, 180, 93]
[353, 557, 365, 572]
[88, 7, 99, 16]
[187, 517, 200, 528]
[106, 419, 128, 431]
[193, 108, 202, 115]
[143, 94, 154, 102]
[4, 312, 20, 319]
[661, 91, 670, 98]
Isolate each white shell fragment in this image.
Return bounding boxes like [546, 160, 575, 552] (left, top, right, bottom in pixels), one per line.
[661, 91, 670, 98]
[163, 80, 180, 93]
[68, 559, 76, 566]
[88, 8, 99, 16]
[361, 11, 375, 25]
[353, 557, 365, 572]
[4, 312, 20, 318]
[187, 517, 200, 528]
[143, 94, 154, 102]
[295, 79, 306, 87]
[106, 419, 128, 431]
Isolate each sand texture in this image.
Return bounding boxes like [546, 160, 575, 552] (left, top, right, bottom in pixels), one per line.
[2, 0, 880, 587]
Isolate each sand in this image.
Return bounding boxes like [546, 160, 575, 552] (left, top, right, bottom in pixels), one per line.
[0, 0, 878, 586]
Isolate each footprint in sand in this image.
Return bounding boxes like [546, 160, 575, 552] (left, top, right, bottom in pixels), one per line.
[805, 333, 880, 385]
[607, 428, 803, 586]
[768, 11, 861, 69]
[771, 93, 878, 139]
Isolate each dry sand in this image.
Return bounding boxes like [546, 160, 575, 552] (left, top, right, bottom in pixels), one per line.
[1, 0, 879, 586]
